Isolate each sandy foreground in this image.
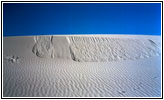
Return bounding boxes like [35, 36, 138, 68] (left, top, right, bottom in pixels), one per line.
[3, 35, 161, 97]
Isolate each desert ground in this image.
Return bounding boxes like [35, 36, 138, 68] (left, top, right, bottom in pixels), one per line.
[3, 35, 161, 97]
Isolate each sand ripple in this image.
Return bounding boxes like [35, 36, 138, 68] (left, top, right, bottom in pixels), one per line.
[3, 56, 161, 97]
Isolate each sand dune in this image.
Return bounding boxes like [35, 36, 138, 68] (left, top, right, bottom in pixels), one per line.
[31, 35, 161, 62]
[69, 36, 160, 62]
[3, 35, 161, 97]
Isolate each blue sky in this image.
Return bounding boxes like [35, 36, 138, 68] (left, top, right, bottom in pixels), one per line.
[3, 3, 161, 36]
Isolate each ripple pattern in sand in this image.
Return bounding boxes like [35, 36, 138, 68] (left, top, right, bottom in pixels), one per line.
[3, 56, 161, 97]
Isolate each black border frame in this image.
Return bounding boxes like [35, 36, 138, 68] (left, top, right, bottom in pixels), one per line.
[1, 1, 163, 99]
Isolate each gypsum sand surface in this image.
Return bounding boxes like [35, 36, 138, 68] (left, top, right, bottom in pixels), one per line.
[3, 35, 161, 97]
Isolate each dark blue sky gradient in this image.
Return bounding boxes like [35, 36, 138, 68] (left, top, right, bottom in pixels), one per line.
[3, 3, 161, 36]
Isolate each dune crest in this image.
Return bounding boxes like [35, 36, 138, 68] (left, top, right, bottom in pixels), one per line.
[32, 36, 161, 62]
[69, 37, 161, 62]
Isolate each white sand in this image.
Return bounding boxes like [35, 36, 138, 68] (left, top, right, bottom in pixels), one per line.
[3, 35, 161, 97]
[69, 36, 160, 62]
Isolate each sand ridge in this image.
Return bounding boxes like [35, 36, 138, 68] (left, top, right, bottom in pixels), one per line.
[31, 36, 161, 62]
[69, 36, 161, 62]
